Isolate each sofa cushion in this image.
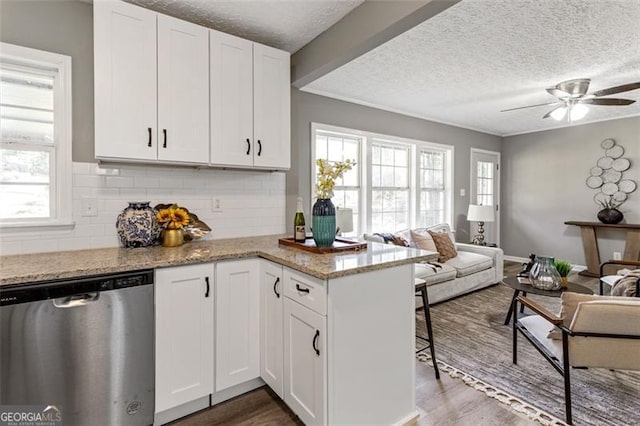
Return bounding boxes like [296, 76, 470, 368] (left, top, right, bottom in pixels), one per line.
[446, 251, 492, 277]
[429, 231, 458, 262]
[411, 229, 437, 252]
[415, 262, 457, 286]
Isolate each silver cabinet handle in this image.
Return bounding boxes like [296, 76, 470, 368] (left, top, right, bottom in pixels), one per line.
[53, 293, 100, 308]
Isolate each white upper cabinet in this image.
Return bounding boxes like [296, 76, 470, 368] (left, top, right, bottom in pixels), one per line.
[94, 1, 209, 164]
[94, 1, 157, 161]
[157, 15, 209, 163]
[253, 44, 291, 170]
[210, 31, 254, 167]
[210, 32, 290, 170]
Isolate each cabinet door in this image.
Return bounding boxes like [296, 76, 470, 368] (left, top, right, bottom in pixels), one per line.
[155, 263, 214, 413]
[260, 260, 284, 398]
[215, 259, 261, 391]
[253, 43, 290, 170]
[94, 0, 157, 161]
[210, 31, 254, 167]
[157, 15, 209, 164]
[284, 298, 326, 425]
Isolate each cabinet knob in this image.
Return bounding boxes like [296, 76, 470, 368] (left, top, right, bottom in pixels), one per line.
[313, 330, 320, 356]
[246, 138, 251, 155]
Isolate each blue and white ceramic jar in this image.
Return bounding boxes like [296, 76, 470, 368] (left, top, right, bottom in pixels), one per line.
[116, 202, 161, 248]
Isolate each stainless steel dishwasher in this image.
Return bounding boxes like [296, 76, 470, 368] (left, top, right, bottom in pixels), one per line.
[0, 270, 155, 426]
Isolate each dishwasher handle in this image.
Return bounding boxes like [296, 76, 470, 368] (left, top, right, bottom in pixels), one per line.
[53, 292, 100, 308]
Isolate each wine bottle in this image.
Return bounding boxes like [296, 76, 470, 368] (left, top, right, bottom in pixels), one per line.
[294, 197, 306, 242]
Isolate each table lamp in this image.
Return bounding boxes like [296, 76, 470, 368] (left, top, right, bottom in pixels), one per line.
[336, 207, 353, 237]
[467, 204, 494, 245]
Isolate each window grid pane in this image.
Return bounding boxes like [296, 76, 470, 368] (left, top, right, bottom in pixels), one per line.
[418, 150, 446, 227]
[0, 63, 56, 221]
[371, 142, 410, 231]
[315, 131, 362, 235]
[476, 161, 494, 206]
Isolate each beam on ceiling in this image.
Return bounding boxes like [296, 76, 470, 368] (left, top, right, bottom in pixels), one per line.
[291, 0, 461, 88]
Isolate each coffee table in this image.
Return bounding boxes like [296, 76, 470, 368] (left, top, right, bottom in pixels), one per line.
[501, 276, 593, 325]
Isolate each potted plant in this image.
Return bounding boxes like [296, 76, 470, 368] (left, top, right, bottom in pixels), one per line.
[597, 199, 625, 224]
[313, 158, 355, 247]
[553, 259, 572, 288]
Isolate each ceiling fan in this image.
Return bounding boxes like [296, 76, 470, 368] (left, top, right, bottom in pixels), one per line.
[501, 78, 640, 122]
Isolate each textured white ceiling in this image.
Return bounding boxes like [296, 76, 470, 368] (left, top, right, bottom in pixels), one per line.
[126, 0, 364, 53]
[303, 0, 640, 136]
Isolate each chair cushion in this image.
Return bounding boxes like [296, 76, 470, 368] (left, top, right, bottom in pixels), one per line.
[600, 275, 622, 287]
[414, 262, 457, 286]
[445, 251, 492, 277]
[411, 229, 437, 252]
[429, 231, 458, 262]
[520, 315, 563, 360]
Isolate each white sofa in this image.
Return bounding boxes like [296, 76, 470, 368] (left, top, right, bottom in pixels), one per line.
[365, 223, 503, 304]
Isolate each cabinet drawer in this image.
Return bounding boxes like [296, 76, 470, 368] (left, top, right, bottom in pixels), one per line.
[283, 268, 326, 316]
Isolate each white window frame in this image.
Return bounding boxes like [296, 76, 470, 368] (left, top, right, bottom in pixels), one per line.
[0, 42, 73, 233]
[311, 122, 454, 234]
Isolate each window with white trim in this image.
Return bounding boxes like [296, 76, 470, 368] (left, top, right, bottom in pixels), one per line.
[312, 123, 453, 235]
[0, 43, 72, 230]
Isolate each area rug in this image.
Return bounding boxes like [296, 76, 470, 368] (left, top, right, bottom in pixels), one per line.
[417, 283, 640, 426]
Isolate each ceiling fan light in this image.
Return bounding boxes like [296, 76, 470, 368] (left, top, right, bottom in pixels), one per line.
[570, 104, 589, 121]
[550, 106, 567, 121]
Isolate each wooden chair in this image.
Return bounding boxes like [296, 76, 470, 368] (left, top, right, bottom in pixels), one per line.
[599, 259, 640, 296]
[512, 292, 640, 425]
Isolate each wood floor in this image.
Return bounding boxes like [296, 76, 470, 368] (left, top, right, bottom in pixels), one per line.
[172, 261, 600, 425]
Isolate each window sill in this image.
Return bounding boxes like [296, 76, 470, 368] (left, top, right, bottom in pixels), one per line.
[0, 221, 75, 236]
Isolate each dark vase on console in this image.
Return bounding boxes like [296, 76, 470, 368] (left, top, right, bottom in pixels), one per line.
[597, 208, 623, 225]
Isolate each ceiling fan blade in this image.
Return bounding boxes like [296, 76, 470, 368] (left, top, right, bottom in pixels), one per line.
[579, 98, 636, 106]
[543, 105, 566, 119]
[590, 82, 640, 97]
[501, 101, 561, 112]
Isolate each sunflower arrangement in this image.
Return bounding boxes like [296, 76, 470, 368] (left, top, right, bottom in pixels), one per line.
[315, 159, 356, 199]
[154, 203, 211, 242]
[156, 204, 190, 229]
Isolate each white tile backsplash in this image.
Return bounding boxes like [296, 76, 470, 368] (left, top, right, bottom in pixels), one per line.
[0, 162, 286, 255]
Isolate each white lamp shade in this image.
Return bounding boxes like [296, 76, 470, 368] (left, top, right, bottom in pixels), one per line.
[336, 207, 354, 233]
[467, 204, 494, 222]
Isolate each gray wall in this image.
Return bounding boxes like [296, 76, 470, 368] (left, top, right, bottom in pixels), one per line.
[501, 117, 640, 265]
[288, 88, 503, 241]
[0, 0, 94, 162]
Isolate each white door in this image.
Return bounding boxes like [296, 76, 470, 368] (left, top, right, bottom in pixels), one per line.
[215, 259, 261, 392]
[94, 0, 157, 161]
[210, 31, 254, 167]
[155, 263, 214, 413]
[284, 298, 326, 426]
[253, 43, 290, 170]
[157, 15, 209, 164]
[470, 148, 500, 245]
[260, 260, 284, 398]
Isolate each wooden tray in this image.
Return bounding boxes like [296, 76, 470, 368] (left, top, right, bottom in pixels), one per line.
[278, 237, 367, 254]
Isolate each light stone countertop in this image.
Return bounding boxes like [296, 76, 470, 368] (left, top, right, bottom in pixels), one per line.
[0, 234, 438, 287]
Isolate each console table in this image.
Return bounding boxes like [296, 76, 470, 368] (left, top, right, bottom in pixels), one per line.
[565, 221, 640, 277]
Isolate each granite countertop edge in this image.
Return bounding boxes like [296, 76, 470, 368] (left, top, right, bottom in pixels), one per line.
[0, 234, 438, 287]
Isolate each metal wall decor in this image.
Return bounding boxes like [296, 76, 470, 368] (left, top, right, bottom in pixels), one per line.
[587, 138, 636, 206]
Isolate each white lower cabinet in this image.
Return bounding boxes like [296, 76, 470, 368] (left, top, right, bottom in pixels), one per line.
[260, 260, 284, 398]
[155, 263, 214, 413]
[215, 259, 261, 392]
[284, 296, 327, 425]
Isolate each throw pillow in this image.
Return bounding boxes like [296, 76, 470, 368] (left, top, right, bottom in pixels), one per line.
[391, 233, 410, 247]
[411, 230, 437, 252]
[428, 231, 457, 262]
